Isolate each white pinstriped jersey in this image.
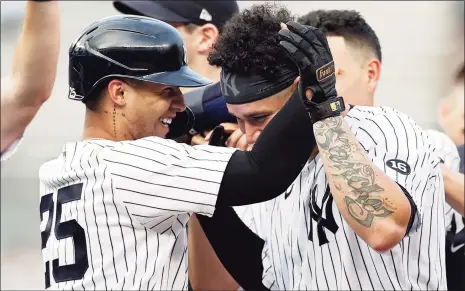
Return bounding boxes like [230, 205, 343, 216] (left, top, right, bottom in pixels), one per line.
[235, 106, 446, 290]
[38, 137, 236, 290]
[426, 129, 464, 254]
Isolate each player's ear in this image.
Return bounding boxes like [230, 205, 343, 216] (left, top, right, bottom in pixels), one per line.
[197, 23, 219, 54]
[438, 98, 450, 128]
[367, 58, 381, 95]
[107, 79, 127, 107]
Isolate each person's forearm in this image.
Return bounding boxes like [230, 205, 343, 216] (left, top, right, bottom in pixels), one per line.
[1, 1, 60, 152]
[314, 116, 411, 252]
[442, 165, 465, 216]
[12, 0, 60, 104]
[188, 214, 240, 291]
[190, 208, 267, 291]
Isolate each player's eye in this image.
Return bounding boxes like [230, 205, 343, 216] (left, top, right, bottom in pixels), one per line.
[161, 87, 176, 97]
[251, 115, 269, 123]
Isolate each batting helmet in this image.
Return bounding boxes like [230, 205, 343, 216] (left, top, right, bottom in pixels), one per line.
[68, 15, 211, 102]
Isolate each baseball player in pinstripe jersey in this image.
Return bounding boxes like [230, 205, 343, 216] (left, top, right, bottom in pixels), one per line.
[427, 64, 464, 291]
[1, 0, 60, 163]
[37, 14, 335, 290]
[190, 7, 448, 291]
[426, 130, 464, 284]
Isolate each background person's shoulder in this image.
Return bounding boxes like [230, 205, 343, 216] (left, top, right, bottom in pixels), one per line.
[458, 144, 465, 173]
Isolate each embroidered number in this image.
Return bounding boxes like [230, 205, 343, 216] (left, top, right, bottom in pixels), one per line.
[40, 183, 88, 288]
[386, 159, 411, 175]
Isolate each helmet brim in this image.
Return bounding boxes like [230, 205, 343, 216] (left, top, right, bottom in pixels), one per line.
[77, 66, 212, 102]
[136, 66, 212, 88]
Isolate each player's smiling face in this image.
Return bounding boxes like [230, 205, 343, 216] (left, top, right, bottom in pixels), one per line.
[121, 80, 186, 139]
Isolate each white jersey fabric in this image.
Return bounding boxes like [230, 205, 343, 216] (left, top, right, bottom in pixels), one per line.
[1, 137, 22, 163]
[38, 137, 236, 290]
[426, 129, 464, 253]
[235, 106, 446, 290]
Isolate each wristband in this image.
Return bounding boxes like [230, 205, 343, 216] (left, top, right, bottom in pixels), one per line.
[306, 96, 345, 123]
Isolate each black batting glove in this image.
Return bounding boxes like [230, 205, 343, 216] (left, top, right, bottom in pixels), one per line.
[208, 125, 228, 147]
[278, 21, 345, 123]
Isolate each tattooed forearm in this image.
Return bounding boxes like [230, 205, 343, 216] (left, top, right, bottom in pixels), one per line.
[314, 117, 394, 227]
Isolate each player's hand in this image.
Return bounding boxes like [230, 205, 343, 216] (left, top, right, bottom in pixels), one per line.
[278, 22, 344, 123]
[190, 123, 238, 146]
[192, 123, 239, 147]
[225, 128, 248, 150]
[191, 132, 210, 145]
[204, 123, 249, 150]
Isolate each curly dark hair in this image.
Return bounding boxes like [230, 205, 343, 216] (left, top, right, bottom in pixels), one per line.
[298, 10, 382, 62]
[208, 3, 297, 78]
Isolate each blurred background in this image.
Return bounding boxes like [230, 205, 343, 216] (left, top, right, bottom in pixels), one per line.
[1, 1, 463, 289]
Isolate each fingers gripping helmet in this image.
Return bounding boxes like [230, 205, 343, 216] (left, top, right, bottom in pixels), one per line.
[68, 15, 211, 102]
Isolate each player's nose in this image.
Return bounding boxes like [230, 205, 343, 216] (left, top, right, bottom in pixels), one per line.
[245, 126, 262, 145]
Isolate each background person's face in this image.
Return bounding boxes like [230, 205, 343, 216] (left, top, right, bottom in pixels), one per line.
[327, 36, 377, 106]
[169, 22, 198, 68]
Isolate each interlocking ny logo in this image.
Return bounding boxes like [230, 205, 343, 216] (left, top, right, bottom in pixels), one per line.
[221, 71, 240, 97]
[308, 185, 339, 246]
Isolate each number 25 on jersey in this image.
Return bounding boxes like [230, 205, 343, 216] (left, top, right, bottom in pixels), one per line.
[40, 183, 88, 288]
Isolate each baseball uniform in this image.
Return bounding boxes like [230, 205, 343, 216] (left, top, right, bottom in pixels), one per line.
[426, 131, 464, 291]
[235, 106, 445, 290]
[425, 130, 462, 240]
[39, 137, 236, 290]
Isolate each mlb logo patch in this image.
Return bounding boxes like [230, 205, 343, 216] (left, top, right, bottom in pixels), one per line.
[330, 100, 342, 111]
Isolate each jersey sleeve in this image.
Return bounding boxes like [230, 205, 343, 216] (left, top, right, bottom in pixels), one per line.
[425, 129, 460, 172]
[425, 130, 462, 230]
[1, 136, 22, 163]
[101, 137, 237, 224]
[347, 107, 441, 236]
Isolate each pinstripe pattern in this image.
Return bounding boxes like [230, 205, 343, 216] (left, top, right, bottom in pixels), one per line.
[38, 137, 236, 290]
[235, 106, 446, 290]
[426, 129, 462, 229]
[426, 129, 464, 257]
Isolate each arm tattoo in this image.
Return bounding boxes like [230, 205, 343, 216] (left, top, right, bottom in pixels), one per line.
[314, 117, 394, 227]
